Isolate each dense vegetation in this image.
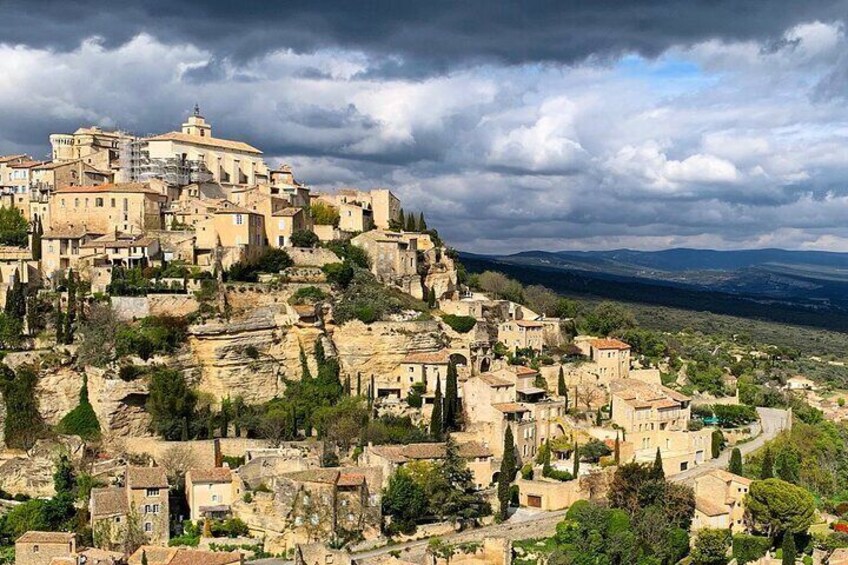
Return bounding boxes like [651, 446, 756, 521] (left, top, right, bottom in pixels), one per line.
[0, 206, 28, 247]
[225, 248, 293, 282]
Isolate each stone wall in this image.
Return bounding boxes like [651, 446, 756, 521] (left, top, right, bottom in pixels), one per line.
[288, 247, 340, 267]
[112, 296, 150, 320]
[120, 437, 272, 467]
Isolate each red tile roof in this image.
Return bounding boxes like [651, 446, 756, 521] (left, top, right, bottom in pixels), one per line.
[54, 182, 163, 195]
[16, 531, 75, 544]
[147, 131, 262, 154]
[590, 338, 631, 350]
[188, 468, 233, 484]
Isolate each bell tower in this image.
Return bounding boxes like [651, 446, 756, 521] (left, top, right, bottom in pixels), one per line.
[181, 104, 212, 137]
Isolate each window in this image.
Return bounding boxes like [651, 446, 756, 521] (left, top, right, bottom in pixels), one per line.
[33, 545, 39, 553]
[235, 214, 244, 225]
[144, 504, 151, 513]
[212, 494, 219, 502]
[152, 504, 160, 514]
[144, 522, 153, 533]
[146, 488, 160, 497]
[96, 197, 104, 207]
[111, 198, 116, 207]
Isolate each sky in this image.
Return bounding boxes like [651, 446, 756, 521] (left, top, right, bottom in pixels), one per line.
[2, 1, 848, 254]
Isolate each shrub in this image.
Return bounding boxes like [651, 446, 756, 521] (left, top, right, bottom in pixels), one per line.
[311, 202, 340, 226]
[732, 534, 771, 564]
[0, 206, 28, 247]
[290, 230, 319, 248]
[226, 249, 293, 281]
[441, 315, 477, 334]
[713, 404, 758, 428]
[322, 261, 355, 289]
[118, 364, 147, 381]
[289, 286, 327, 305]
[520, 464, 534, 480]
[56, 377, 101, 440]
[334, 270, 418, 324]
[210, 517, 250, 538]
[115, 316, 188, 360]
[242, 492, 253, 503]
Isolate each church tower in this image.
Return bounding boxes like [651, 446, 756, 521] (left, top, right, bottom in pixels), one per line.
[181, 104, 212, 138]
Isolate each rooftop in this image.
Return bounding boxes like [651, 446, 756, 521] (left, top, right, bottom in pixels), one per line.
[492, 402, 531, 414]
[188, 468, 233, 484]
[475, 373, 514, 388]
[90, 486, 129, 517]
[590, 338, 631, 350]
[126, 466, 168, 489]
[54, 182, 163, 195]
[16, 531, 75, 544]
[609, 379, 690, 409]
[695, 496, 728, 517]
[147, 131, 262, 154]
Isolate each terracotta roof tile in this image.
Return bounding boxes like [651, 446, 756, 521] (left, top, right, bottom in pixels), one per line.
[476, 373, 514, 388]
[590, 338, 631, 350]
[16, 531, 75, 544]
[147, 131, 262, 154]
[126, 466, 168, 489]
[492, 402, 530, 414]
[168, 549, 242, 565]
[695, 496, 728, 517]
[188, 468, 233, 484]
[90, 486, 128, 517]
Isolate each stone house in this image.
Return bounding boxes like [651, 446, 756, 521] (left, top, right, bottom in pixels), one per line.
[574, 337, 631, 380]
[229, 185, 312, 247]
[361, 441, 494, 490]
[50, 126, 131, 175]
[317, 188, 400, 230]
[186, 467, 241, 522]
[497, 320, 544, 352]
[80, 232, 161, 269]
[41, 226, 104, 276]
[351, 230, 420, 292]
[0, 157, 44, 217]
[90, 466, 170, 549]
[15, 531, 76, 565]
[128, 546, 243, 565]
[30, 159, 110, 205]
[609, 380, 711, 475]
[692, 469, 751, 533]
[380, 350, 452, 400]
[51, 182, 166, 235]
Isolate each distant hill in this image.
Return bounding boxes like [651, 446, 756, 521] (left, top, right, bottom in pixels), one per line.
[460, 248, 848, 333]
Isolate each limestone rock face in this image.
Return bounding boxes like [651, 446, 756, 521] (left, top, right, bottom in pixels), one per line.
[35, 366, 84, 426]
[329, 320, 444, 383]
[0, 436, 85, 498]
[87, 366, 153, 439]
[423, 251, 458, 300]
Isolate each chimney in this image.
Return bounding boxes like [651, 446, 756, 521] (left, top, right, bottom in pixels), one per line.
[213, 438, 222, 468]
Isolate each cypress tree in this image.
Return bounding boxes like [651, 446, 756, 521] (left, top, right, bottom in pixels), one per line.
[572, 442, 580, 477]
[299, 345, 311, 380]
[557, 367, 566, 397]
[31, 216, 42, 261]
[614, 432, 620, 465]
[66, 269, 77, 324]
[397, 209, 405, 230]
[406, 213, 416, 232]
[357, 372, 362, 396]
[729, 448, 743, 475]
[427, 287, 436, 309]
[344, 375, 351, 396]
[444, 361, 459, 431]
[142, 550, 149, 565]
[781, 533, 796, 565]
[4, 269, 25, 321]
[418, 212, 426, 231]
[760, 447, 774, 479]
[595, 407, 603, 426]
[430, 375, 443, 440]
[314, 339, 325, 367]
[651, 447, 665, 480]
[711, 429, 724, 459]
[497, 426, 516, 521]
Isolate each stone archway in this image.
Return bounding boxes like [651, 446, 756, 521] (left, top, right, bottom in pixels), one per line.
[479, 357, 492, 373]
[450, 353, 469, 367]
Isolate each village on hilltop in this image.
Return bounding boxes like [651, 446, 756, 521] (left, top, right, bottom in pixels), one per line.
[0, 109, 815, 565]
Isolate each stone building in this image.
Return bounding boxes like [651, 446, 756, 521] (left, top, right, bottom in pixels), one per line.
[361, 441, 494, 490]
[51, 182, 167, 234]
[692, 469, 751, 532]
[14, 531, 76, 565]
[90, 466, 170, 549]
[497, 320, 545, 352]
[379, 350, 452, 399]
[351, 230, 422, 297]
[128, 546, 243, 565]
[574, 337, 631, 380]
[186, 467, 241, 521]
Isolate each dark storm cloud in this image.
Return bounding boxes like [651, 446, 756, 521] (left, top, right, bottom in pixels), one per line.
[3, 0, 847, 67]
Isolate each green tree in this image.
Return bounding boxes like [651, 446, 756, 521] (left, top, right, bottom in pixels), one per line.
[146, 368, 198, 440]
[418, 212, 426, 231]
[56, 375, 101, 440]
[310, 201, 340, 226]
[53, 454, 76, 497]
[31, 216, 43, 260]
[775, 448, 800, 484]
[313, 339, 326, 367]
[299, 345, 311, 380]
[781, 533, 796, 565]
[0, 206, 28, 247]
[4, 269, 26, 321]
[583, 302, 636, 336]
[691, 528, 730, 565]
[430, 376, 443, 440]
[651, 448, 665, 480]
[760, 447, 774, 479]
[142, 550, 149, 565]
[573, 442, 580, 477]
[405, 213, 416, 232]
[745, 478, 815, 538]
[289, 229, 319, 248]
[557, 366, 566, 398]
[729, 448, 743, 475]
[497, 426, 516, 520]
[444, 361, 458, 431]
[382, 469, 427, 534]
[427, 287, 436, 309]
[397, 209, 405, 231]
[429, 436, 490, 523]
[711, 429, 724, 459]
[0, 364, 43, 451]
[614, 432, 620, 464]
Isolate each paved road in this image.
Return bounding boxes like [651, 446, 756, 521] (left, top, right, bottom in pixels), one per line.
[672, 407, 791, 484]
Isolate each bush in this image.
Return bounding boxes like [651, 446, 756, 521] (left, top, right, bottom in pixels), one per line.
[115, 316, 188, 360]
[732, 534, 771, 564]
[290, 230, 319, 248]
[56, 378, 101, 440]
[311, 202, 340, 226]
[0, 206, 28, 247]
[520, 464, 534, 480]
[289, 286, 328, 305]
[334, 269, 422, 324]
[322, 261, 355, 289]
[713, 404, 758, 428]
[441, 315, 477, 334]
[210, 518, 250, 538]
[226, 248, 293, 281]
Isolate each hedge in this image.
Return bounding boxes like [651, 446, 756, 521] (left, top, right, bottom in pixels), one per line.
[441, 314, 477, 333]
[732, 534, 771, 564]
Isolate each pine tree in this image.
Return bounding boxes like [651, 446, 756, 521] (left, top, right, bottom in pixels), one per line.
[397, 209, 405, 231]
[651, 447, 665, 480]
[431, 375, 443, 440]
[729, 448, 743, 475]
[760, 447, 774, 479]
[497, 426, 516, 520]
[595, 407, 603, 426]
[444, 361, 459, 431]
[572, 442, 580, 477]
[781, 533, 796, 565]
[406, 213, 416, 232]
[557, 367, 566, 397]
[299, 345, 311, 380]
[418, 212, 427, 231]
[427, 287, 437, 309]
[614, 432, 621, 465]
[314, 339, 326, 366]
